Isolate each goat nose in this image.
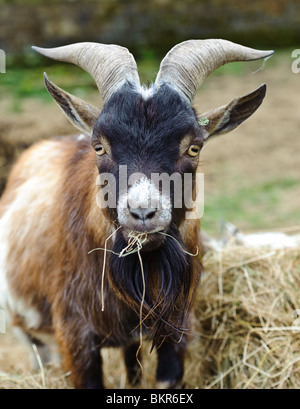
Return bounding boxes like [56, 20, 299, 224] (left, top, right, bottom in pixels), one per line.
[129, 207, 157, 221]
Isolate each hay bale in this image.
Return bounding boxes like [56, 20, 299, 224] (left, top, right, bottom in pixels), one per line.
[187, 244, 300, 389]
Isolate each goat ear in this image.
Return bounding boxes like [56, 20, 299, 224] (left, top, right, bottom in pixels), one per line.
[201, 84, 267, 141]
[44, 73, 100, 137]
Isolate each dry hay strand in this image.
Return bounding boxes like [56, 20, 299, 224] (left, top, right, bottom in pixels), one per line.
[0, 366, 71, 389]
[186, 244, 300, 389]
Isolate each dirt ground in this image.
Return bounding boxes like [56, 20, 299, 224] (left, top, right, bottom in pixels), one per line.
[0, 52, 299, 388]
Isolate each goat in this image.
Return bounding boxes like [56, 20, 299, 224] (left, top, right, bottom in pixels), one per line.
[0, 39, 273, 389]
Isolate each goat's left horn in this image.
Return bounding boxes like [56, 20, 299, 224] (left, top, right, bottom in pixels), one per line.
[155, 39, 274, 104]
[32, 42, 141, 103]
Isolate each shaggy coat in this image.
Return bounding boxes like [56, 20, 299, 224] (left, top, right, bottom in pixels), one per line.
[0, 39, 272, 388]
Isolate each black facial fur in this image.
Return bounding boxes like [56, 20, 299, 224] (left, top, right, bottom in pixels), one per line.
[93, 82, 202, 171]
[92, 82, 204, 223]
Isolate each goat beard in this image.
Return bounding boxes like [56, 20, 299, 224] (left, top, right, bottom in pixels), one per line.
[108, 224, 195, 348]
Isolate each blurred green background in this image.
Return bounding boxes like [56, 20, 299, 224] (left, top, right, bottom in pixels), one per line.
[1, 0, 300, 59]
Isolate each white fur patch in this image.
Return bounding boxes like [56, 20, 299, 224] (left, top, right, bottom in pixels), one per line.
[117, 176, 171, 226]
[136, 84, 155, 100]
[0, 143, 61, 329]
[0, 188, 44, 328]
[0, 239, 9, 315]
[77, 133, 88, 141]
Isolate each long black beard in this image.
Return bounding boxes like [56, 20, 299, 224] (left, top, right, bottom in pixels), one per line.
[108, 224, 193, 348]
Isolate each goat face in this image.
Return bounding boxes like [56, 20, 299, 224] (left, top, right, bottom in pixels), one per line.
[93, 83, 203, 250]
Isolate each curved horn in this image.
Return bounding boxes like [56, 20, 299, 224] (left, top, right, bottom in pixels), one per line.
[32, 42, 141, 103]
[155, 39, 274, 103]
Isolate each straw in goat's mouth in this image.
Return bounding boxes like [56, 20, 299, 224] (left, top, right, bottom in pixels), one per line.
[88, 230, 145, 309]
[88, 229, 198, 310]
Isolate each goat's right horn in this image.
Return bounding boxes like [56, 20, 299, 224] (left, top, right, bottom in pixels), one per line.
[32, 42, 141, 103]
[155, 39, 274, 104]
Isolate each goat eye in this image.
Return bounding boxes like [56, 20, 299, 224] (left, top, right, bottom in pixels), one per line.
[187, 145, 200, 157]
[95, 145, 106, 156]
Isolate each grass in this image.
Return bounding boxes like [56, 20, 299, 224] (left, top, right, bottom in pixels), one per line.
[202, 177, 300, 235]
[0, 65, 95, 104]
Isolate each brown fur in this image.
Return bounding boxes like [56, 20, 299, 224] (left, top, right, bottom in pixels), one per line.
[1, 134, 201, 388]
